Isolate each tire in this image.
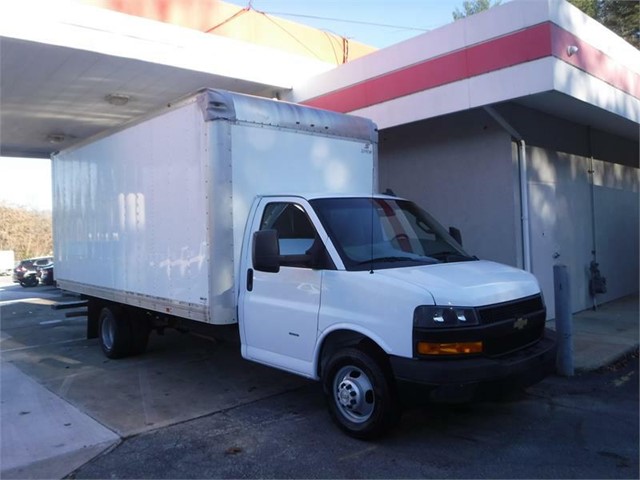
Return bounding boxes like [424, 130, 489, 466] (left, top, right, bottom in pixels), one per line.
[20, 275, 38, 288]
[99, 305, 132, 359]
[323, 347, 399, 439]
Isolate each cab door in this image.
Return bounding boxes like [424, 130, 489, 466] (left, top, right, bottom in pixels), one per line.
[239, 197, 327, 377]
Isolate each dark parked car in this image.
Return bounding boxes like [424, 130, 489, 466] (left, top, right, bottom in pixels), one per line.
[12, 256, 53, 287]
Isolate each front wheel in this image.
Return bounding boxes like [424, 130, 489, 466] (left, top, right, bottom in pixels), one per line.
[323, 347, 399, 439]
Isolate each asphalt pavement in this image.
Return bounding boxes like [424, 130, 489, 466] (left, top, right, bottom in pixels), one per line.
[0, 275, 637, 479]
[71, 353, 640, 479]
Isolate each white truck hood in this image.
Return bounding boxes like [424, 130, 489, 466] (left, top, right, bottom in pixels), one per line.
[377, 260, 541, 307]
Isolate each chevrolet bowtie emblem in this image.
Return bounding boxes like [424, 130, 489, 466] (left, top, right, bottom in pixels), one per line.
[513, 317, 528, 330]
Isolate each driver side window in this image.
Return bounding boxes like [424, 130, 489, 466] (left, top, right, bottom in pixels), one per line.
[260, 202, 316, 267]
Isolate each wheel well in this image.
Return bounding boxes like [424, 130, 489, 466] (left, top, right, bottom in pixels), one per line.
[317, 330, 388, 378]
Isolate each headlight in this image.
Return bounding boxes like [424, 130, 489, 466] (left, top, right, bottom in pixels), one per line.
[413, 305, 479, 328]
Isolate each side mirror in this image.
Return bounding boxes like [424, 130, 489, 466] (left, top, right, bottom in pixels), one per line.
[253, 229, 280, 273]
[449, 226, 463, 246]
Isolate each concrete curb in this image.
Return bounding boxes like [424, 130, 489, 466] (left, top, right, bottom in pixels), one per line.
[584, 345, 639, 373]
[547, 293, 639, 374]
[0, 362, 120, 480]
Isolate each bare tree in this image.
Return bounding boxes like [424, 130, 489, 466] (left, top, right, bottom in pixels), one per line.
[0, 203, 52, 260]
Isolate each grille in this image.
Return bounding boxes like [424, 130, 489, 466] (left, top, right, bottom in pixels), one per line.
[477, 295, 544, 325]
[483, 317, 545, 356]
[478, 294, 546, 357]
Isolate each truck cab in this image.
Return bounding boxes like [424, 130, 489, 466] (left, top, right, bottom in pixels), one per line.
[240, 194, 556, 438]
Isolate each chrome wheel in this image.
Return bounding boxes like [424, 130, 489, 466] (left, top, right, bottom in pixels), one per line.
[323, 347, 399, 439]
[333, 365, 375, 424]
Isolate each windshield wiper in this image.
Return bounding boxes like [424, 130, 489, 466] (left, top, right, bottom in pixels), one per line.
[429, 251, 476, 262]
[357, 256, 433, 265]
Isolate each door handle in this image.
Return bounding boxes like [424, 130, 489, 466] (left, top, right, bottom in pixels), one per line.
[246, 268, 254, 291]
[552, 252, 560, 259]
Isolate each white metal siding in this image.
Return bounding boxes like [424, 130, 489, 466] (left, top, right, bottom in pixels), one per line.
[53, 100, 211, 317]
[53, 90, 377, 325]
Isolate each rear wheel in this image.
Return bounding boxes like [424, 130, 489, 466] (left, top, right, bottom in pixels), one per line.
[99, 305, 151, 358]
[323, 347, 399, 439]
[99, 305, 131, 359]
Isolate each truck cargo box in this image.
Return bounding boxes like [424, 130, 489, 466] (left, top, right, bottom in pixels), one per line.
[52, 89, 377, 324]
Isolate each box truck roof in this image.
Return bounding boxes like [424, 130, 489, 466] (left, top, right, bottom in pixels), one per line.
[53, 89, 378, 156]
[195, 89, 378, 143]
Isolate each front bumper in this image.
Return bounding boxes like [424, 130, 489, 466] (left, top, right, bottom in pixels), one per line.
[389, 329, 556, 402]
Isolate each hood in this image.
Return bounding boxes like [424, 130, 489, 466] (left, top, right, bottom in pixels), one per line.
[376, 260, 541, 307]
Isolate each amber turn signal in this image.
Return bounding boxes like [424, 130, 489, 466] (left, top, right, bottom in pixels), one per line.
[417, 341, 483, 355]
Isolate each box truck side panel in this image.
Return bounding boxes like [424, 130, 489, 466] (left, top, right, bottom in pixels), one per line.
[201, 88, 378, 325]
[53, 89, 378, 325]
[53, 101, 212, 321]
[226, 121, 377, 283]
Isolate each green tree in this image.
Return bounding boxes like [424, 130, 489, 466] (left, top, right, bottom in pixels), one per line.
[452, 0, 502, 20]
[569, 0, 599, 17]
[600, 0, 639, 47]
[569, 0, 639, 48]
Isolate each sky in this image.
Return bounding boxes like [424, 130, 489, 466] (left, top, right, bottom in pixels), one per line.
[0, 158, 52, 212]
[0, 0, 471, 211]
[224, 0, 467, 48]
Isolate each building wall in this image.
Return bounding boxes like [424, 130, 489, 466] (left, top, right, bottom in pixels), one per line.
[527, 147, 639, 314]
[593, 161, 640, 302]
[379, 109, 518, 267]
[504, 102, 639, 312]
[380, 103, 638, 315]
[493, 102, 638, 168]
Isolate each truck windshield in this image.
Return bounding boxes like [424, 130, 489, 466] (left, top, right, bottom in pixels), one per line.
[310, 198, 475, 271]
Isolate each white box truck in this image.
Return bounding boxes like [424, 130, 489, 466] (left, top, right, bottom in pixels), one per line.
[52, 89, 555, 438]
[0, 250, 15, 276]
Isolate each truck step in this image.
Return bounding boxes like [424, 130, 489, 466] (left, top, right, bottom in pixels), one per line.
[51, 301, 88, 310]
